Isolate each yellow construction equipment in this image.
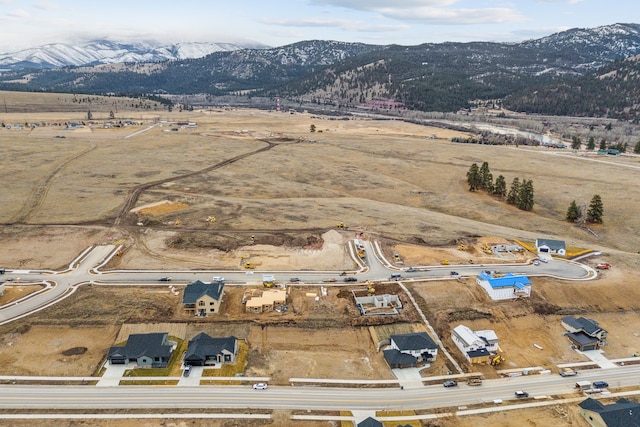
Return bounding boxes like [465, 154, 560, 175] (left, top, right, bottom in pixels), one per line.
[490, 354, 503, 366]
[263, 274, 275, 288]
[441, 259, 449, 265]
[336, 222, 347, 229]
[482, 243, 492, 254]
[174, 220, 181, 226]
[206, 216, 216, 223]
[244, 262, 256, 270]
[366, 280, 375, 295]
[457, 244, 469, 251]
[357, 248, 366, 259]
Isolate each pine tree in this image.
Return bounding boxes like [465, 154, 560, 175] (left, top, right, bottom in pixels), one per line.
[466, 163, 481, 191]
[566, 200, 581, 222]
[507, 177, 520, 205]
[478, 162, 493, 191]
[571, 136, 581, 150]
[493, 175, 507, 198]
[599, 139, 607, 150]
[587, 136, 595, 150]
[586, 194, 604, 223]
[634, 140, 640, 154]
[517, 179, 535, 211]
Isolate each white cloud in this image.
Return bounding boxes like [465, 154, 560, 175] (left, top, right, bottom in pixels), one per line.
[310, 0, 458, 11]
[6, 8, 29, 18]
[35, 1, 61, 10]
[378, 7, 527, 25]
[535, 0, 583, 3]
[261, 17, 408, 33]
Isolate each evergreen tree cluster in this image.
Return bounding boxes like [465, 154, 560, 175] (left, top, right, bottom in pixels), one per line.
[566, 195, 604, 224]
[466, 162, 534, 211]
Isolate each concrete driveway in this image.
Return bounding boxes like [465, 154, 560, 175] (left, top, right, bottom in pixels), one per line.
[96, 362, 130, 387]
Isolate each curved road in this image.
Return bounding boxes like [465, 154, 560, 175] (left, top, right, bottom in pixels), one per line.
[0, 240, 595, 325]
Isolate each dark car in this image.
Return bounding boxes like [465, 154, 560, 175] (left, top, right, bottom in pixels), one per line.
[593, 381, 609, 388]
[0, 268, 5, 274]
[183, 366, 191, 377]
[515, 390, 529, 398]
[158, 276, 172, 282]
[289, 278, 300, 283]
[343, 277, 358, 282]
[443, 380, 458, 387]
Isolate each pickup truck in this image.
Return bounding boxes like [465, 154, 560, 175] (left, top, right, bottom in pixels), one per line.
[559, 368, 578, 377]
[467, 378, 482, 386]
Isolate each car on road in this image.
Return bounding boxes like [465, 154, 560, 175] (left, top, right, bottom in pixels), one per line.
[343, 277, 357, 282]
[183, 366, 191, 377]
[406, 267, 416, 272]
[212, 276, 225, 283]
[323, 278, 337, 283]
[559, 368, 577, 377]
[158, 276, 172, 282]
[389, 274, 402, 280]
[533, 259, 540, 266]
[450, 271, 459, 276]
[0, 268, 5, 274]
[515, 390, 529, 398]
[592, 381, 609, 388]
[253, 383, 268, 390]
[289, 278, 300, 283]
[443, 380, 458, 387]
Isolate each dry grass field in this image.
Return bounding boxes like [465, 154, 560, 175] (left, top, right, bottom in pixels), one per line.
[1, 90, 640, 426]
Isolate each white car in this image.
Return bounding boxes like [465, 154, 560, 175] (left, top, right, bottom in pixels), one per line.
[252, 383, 268, 390]
[212, 276, 225, 283]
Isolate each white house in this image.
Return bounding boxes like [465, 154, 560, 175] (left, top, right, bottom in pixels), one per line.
[451, 325, 499, 363]
[535, 238, 566, 256]
[477, 272, 531, 300]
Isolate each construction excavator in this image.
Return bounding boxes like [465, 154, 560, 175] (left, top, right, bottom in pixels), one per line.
[336, 222, 347, 229]
[490, 354, 503, 366]
[366, 280, 375, 295]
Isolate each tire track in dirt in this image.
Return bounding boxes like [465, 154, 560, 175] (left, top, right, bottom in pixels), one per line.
[113, 139, 277, 226]
[10, 142, 97, 224]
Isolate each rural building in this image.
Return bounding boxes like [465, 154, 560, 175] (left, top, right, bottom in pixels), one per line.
[578, 397, 640, 427]
[535, 238, 566, 256]
[183, 280, 224, 316]
[476, 272, 531, 300]
[242, 288, 287, 314]
[451, 324, 499, 364]
[183, 333, 238, 366]
[562, 316, 607, 351]
[108, 332, 175, 367]
[383, 332, 438, 369]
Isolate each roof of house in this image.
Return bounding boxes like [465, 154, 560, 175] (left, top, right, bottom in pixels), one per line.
[184, 333, 237, 362]
[467, 348, 491, 358]
[391, 332, 437, 351]
[475, 329, 498, 343]
[357, 417, 384, 427]
[477, 272, 531, 289]
[567, 331, 599, 346]
[536, 238, 566, 250]
[452, 325, 484, 347]
[562, 316, 602, 335]
[579, 398, 640, 427]
[183, 280, 224, 304]
[108, 332, 172, 360]
[383, 349, 417, 366]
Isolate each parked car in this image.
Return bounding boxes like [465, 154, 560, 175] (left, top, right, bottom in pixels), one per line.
[0, 268, 5, 274]
[443, 380, 458, 388]
[253, 383, 268, 390]
[158, 276, 172, 282]
[515, 390, 529, 398]
[289, 278, 300, 283]
[533, 259, 540, 266]
[183, 366, 191, 377]
[592, 381, 609, 388]
[343, 277, 358, 282]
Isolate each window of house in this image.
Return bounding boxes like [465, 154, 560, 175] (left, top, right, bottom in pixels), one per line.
[198, 301, 205, 306]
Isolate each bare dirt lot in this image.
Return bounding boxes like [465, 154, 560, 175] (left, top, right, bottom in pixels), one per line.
[2, 93, 640, 425]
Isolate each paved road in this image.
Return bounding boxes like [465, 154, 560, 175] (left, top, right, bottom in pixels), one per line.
[0, 364, 637, 411]
[0, 241, 594, 324]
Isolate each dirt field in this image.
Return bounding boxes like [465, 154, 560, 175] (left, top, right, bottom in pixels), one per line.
[2, 93, 640, 425]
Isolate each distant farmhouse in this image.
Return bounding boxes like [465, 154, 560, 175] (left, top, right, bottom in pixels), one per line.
[183, 280, 224, 316]
[108, 332, 175, 368]
[535, 238, 566, 256]
[183, 333, 238, 366]
[476, 271, 531, 300]
[579, 397, 640, 427]
[383, 332, 438, 369]
[562, 316, 607, 351]
[451, 324, 499, 364]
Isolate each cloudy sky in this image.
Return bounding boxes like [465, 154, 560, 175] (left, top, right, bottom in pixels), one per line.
[0, 0, 635, 51]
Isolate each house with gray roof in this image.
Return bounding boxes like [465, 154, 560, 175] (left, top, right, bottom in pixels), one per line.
[535, 238, 566, 256]
[184, 333, 238, 366]
[108, 332, 175, 368]
[579, 397, 640, 427]
[183, 280, 224, 316]
[562, 316, 607, 351]
[383, 332, 438, 368]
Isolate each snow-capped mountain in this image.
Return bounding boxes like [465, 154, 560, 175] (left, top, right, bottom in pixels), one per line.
[0, 39, 265, 70]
